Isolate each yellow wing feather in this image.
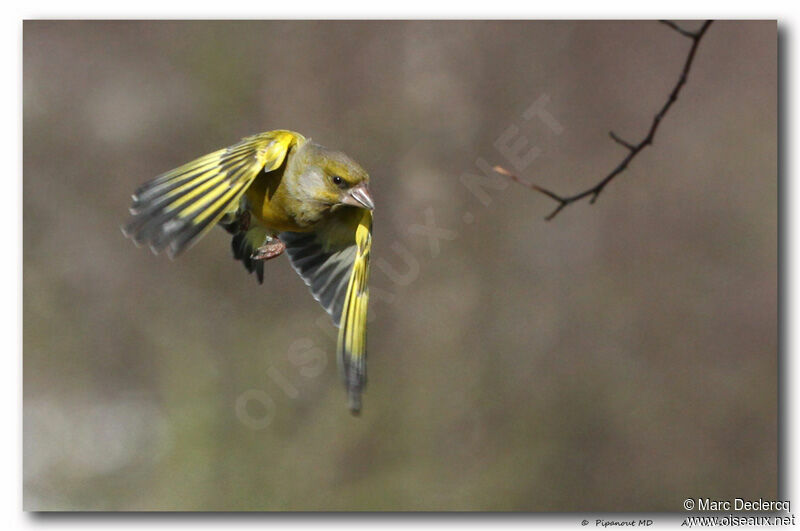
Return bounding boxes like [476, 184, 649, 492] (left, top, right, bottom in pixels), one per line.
[124, 130, 304, 258]
[336, 209, 372, 414]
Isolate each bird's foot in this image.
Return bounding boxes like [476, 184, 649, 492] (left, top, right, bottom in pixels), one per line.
[251, 238, 286, 261]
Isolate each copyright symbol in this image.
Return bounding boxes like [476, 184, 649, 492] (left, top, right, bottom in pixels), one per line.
[683, 498, 695, 510]
[581, 520, 589, 526]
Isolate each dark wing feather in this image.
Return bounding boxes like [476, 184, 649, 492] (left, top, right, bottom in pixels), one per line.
[279, 231, 357, 324]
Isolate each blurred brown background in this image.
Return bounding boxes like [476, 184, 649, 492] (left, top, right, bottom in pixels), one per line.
[23, 20, 777, 511]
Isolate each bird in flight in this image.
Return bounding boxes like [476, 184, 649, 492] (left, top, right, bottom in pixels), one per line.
[124, 130, 374, 413]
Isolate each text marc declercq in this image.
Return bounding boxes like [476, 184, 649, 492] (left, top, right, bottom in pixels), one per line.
[695, 499, 789, 512]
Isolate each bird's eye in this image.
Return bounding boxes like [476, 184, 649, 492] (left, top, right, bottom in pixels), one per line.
[331, 175, 345, 187]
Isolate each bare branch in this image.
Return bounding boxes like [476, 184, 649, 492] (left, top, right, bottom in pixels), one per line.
[495, 20, 713, 221]
[659, 20, 704, 39]
[609, 131, 635, 151]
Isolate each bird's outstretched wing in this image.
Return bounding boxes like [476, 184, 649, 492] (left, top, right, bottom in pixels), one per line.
[124, 130, 303, 258]
[280, 207, 372, 413]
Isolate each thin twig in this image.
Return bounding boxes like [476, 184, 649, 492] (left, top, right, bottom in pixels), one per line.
[495, 20, 713, 221]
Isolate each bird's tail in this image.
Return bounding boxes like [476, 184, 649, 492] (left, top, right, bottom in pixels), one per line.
[222, 218, 269, 284]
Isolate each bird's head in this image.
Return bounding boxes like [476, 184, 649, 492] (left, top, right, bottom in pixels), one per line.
[287, 140, 374, 212]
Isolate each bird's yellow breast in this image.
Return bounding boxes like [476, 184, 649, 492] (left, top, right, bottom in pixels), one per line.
[243, 171, 305, 233]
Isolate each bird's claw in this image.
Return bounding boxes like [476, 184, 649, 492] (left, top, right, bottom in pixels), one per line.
[251, 238, 286, 261]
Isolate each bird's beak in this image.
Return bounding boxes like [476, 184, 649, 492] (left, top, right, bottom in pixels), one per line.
[342, 183, 375, 210]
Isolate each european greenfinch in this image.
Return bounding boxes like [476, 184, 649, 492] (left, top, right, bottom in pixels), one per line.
[123, 130, 374, 413]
